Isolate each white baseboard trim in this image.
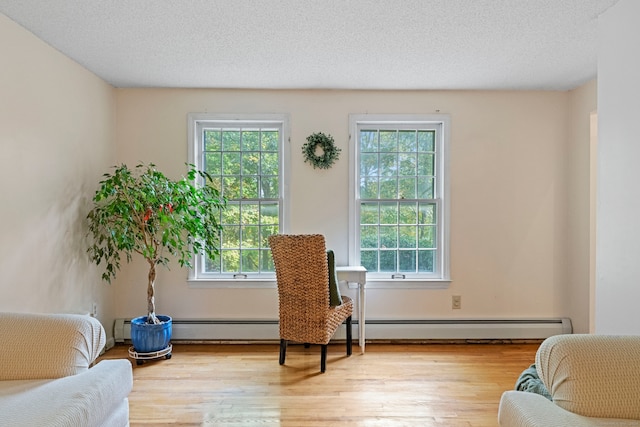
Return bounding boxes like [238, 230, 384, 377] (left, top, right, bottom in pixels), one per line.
[113, 318, 571, 343]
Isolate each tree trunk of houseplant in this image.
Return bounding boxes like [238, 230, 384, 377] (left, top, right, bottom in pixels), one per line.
[147, 261, 159, 325]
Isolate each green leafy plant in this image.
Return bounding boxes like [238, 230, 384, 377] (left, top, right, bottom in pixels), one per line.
[87, 163, 225, 324]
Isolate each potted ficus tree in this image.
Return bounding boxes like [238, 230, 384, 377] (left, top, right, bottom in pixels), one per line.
[87, 162, 224, 357]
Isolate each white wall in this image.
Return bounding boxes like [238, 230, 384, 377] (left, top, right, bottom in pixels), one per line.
[0, 14, 117, 334]
[595, 0, 640, 334]
[113, 88, 585, 326]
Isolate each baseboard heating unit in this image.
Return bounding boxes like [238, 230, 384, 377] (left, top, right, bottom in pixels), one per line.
[114, 318, 572, 343]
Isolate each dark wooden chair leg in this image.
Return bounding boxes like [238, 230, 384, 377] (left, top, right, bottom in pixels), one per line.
[346, 315, 352, 356]
[320, 344, 327, 373]
[279, 339, 287, 365]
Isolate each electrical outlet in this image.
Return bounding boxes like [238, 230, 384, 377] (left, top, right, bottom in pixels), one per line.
[452, 295, 461, 310]
[91, 302, 98, 317]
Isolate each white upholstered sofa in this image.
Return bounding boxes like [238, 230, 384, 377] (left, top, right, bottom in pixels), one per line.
[0, 312, 133, 427]
[498, 334, 640, 427]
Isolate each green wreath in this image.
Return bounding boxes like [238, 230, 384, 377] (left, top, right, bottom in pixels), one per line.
[302, 132, 341, 170]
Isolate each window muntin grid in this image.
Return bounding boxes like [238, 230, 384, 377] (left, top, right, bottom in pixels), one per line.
[196, 123, 283, 278]
[356, 124, 445, 279]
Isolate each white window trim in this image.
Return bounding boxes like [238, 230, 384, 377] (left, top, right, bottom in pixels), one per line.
[186, 113, 290, 288]
[348, 114, 451, 289]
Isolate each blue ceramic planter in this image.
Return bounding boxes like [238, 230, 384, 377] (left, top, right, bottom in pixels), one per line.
[130, 315, 172, 353]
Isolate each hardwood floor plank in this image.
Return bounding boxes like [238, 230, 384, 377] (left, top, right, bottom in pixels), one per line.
[99, 342, 538, 427]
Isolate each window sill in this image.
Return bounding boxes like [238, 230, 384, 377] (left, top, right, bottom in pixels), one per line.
[187, 278, 277, 289]
[187, 278, 451, 289]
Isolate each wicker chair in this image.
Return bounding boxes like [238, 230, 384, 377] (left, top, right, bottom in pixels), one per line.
[268, 234, 353, 373]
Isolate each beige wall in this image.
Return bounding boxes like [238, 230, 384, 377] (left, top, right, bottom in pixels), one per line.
[566, 80, 598, 333]
[113, 88, 590, 325]
[0, 15, 117, 334]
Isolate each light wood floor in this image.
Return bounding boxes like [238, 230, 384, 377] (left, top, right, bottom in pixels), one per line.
[99, 342, 539, 427]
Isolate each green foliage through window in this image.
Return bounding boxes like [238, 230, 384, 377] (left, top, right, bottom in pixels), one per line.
[201, 126, 281, 275]
[358, 127, 439, 275]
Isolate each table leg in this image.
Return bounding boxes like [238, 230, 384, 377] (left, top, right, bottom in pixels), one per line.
[359, 282, 365, 353]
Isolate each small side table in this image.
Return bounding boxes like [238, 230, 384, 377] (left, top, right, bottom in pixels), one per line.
[336, 266, 367, 353]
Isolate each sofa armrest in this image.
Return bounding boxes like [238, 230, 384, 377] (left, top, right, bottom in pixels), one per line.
[0, 312, 106, 380]
[535, 334, 640, 420]
[0, 359, 132, 427]
[73, 359, 133, 426]
[498, 391, 640, 427]
[499, 391, 582, 427]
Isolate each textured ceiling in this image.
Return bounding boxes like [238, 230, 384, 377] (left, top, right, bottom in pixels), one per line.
[0, 0, 619, 90]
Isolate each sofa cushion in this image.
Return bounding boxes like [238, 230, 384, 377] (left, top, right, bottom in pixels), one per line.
[536, 334, 640, 420]
[0, 312, 106, 380]
[0, 359, 132, 427]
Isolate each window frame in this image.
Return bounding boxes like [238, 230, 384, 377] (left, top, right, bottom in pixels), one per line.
[348, 114, 451, 289]
[187, 113, 290, 287]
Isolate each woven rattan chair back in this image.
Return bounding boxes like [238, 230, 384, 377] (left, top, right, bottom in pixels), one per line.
[268, 234, 353, 372]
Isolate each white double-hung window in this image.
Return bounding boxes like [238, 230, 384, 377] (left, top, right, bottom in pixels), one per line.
[349, 114, 450, 287]
[188, 114, 289, 283]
